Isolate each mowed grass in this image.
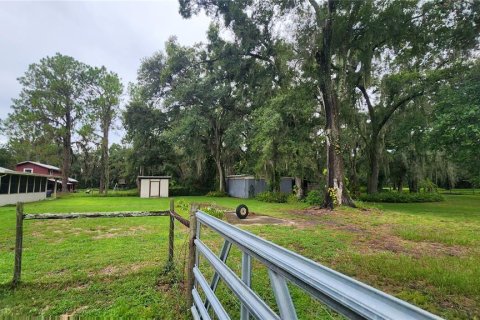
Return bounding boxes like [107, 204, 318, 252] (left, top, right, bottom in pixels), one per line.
[0, 192, 479, 319]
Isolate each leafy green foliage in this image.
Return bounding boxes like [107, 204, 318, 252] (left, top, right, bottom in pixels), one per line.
[430, 64, 480, 188]
[305, 190, 324, 206]
[205, 191, 228, 197]
[202, 206, 225, 219]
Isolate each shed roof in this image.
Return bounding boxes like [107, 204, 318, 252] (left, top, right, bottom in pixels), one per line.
[227, 175, 256, 179]
[137, 176, 172, 180]
[16, 161, 61, 171]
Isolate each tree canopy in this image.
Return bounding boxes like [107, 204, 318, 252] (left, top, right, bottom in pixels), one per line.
[1, 0, 479, 204]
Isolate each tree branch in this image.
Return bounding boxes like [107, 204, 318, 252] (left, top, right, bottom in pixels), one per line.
[357, 84, 375, 119]
[308, 0, 322, 28]
[378, 91, 423, 130]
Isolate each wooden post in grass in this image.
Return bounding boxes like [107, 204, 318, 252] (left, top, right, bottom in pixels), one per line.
[168, 199, 175, 265]
[12, 202, 24, 287]
[186, 203, 198, 307]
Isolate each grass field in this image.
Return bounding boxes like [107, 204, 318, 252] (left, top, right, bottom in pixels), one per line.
[0, 192, 479, 319]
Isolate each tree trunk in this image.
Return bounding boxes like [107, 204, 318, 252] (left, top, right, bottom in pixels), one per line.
[61, 113, 72, 193]
[316, 0, 354, 209]
[367, 133, 380, 194]
[215, 159, 226, 193]
[99, 123, 109, 195]
[409, 179, 419, 193]
[212, 126, 226, 193]
[349, 143, 360, 197]
[294, 177, 304, 199]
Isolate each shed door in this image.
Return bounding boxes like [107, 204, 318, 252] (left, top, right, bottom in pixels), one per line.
[150, 180, 160, 197]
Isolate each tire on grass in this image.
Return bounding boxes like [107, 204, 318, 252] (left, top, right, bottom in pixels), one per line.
[235, 204, 249, 219]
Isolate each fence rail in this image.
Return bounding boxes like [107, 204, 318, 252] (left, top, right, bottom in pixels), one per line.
[191, 210, 443, 320]
[23, 211, 170, 220]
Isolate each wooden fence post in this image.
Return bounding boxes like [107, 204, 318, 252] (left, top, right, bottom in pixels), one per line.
[12, 202, 24, 287]
[168, 199, 175, 265]
[186, 203, 198, 307]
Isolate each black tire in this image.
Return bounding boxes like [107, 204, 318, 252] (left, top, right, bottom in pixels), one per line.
[235, 204, 249, 219]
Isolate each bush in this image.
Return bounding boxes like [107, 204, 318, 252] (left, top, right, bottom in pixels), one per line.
[205, 191, 228, 197]
[287, 194, 299, 203]
[255, 191, 288, 203]
[170, 186, 206, 196]
[359, 191, 444, 203]
[202, 207, 225, 219]
[305, 190, 324, 206]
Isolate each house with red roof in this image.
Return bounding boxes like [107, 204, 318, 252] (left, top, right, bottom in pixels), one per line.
[15, 161, 78, 192]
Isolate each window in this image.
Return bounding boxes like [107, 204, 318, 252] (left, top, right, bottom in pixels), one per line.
[23, 168, 33, 173]
[27, 176, 34, 193]
[10, 176, 19, 194]
[40, 178, 46, 192]
[0, 175, 10, 194]
[19, 176, 27, 193]
[34, 177, 41, 192]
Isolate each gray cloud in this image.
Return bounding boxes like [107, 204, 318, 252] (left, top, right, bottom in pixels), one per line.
[0, 0, 211, 144]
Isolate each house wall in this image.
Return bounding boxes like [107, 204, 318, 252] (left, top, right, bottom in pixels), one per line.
[0, 192, 46, 207]
[16, 163, 50, 175]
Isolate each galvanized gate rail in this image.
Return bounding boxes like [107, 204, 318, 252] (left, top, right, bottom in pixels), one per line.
[191, 210, 442, 320]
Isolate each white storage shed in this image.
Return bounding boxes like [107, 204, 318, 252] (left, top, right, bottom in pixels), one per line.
[138, 176, 171, 198]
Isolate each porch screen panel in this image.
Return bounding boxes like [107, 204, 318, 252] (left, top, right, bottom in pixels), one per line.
[34, 177, 41, 192]
[19, 176, 27, 193]
[40, 178, 46, 192]
[10, 175, 19, 194]
[0, 175, 10, 194]
[27, 176, 34, 193]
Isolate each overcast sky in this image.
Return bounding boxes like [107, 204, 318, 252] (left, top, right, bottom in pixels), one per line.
[0, 0, 211, 144]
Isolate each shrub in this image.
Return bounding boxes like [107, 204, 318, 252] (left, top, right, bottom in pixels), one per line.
[170, 186, 206, 196]
[255, 191, 288, 203]
[202, 207, 225, 219]
[175, 199, 189, 214]
[359, 192, 444, 203]
[420, 179, 439, 193]
[305, 190, 324, 206]
[287, 194, 299, 203]
[205, 191, 228, 197]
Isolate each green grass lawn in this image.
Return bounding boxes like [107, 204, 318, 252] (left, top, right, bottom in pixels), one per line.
[0, 192, 479, 319]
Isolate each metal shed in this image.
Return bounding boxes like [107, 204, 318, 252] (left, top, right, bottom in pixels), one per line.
[227, 175, 293, 198]
[137, 176, 171, 198]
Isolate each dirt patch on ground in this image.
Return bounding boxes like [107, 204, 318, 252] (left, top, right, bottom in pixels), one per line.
[288, 207, 335, 217]
[225, 211, 293, 226]
[92, 226, 148, 239]
[286, 207, 470, 258]
[362, 236, 469, 258]
[88, 262, 154, 278]
[60, 306, 88, 319]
